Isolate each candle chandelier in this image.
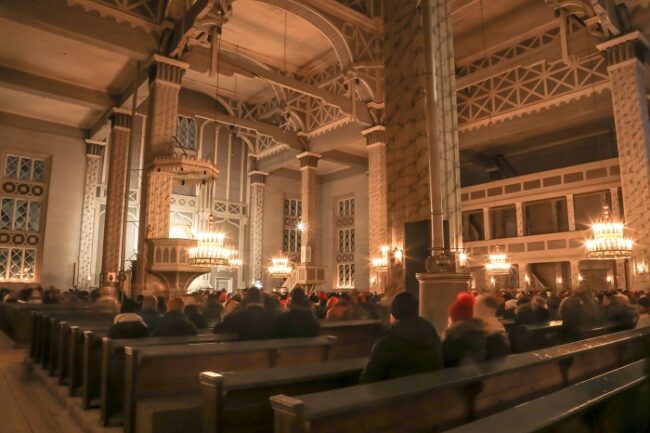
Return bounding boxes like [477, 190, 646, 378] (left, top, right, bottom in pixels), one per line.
[586, 206, 632, 260]
[485, 246, 511, 275]
[371, 245, 390, 272]
[188, 231, 241, 270]
[268, 252, 293, 279]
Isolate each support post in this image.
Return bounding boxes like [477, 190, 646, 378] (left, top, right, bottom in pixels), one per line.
[248, 171, 268, 284]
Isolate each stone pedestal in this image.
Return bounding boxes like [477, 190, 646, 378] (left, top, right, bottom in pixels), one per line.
[417, 272, 472, 335]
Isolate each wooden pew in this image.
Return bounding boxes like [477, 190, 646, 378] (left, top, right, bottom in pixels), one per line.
[0, 302, 97, 346]
[270, 327, 650, 433]
[99, 333, 237, 424]
[44, 313, 114, 374]
[132, 357, 366, 433]
[122, 336, 336, 433]
[512, 320, 563, 353]
[33, 310, 112, 367]
[68, 327, 108, 397]
[319, 320, 385, 359]
[442, 359, 649, 433]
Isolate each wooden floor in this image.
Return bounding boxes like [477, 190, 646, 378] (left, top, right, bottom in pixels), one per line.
[0, 332, 84, 433]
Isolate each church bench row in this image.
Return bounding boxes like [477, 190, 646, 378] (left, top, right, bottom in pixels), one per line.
[442, 358, 649, 433]
[0, 302, 98, 346]
[511, 320, 635, 353]
[269, 326, 650, 433]
[122, 335, 337, 433]
[133, 357, 367, 433]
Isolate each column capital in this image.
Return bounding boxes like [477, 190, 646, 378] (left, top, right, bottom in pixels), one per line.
[362, 125, 386, 148]
[111, 109, 132, 130]
[296, 152, 321, 169]
[596, 31, 649, 67]
[149, 54, 189, 87]
[84, 139, 105, 158]
[248, 170, 269, 185]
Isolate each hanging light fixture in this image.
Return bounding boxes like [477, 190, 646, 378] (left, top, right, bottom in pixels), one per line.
[371, 245, 390, 272]
[586, 205, 632, 259]
[268, 252, 293, 279]
[188, 228, 241, 270]
[485, 246, 511, 275]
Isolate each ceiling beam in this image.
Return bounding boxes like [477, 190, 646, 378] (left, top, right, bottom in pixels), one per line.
[320, 149, 367, 169]
[0, 65, 117, 111]
[0, 0, 158, 61]
[301, 0, 381, 33]
[0, 110, 87, 139]
[255, 148, 301, 172]
[185, 47, 372, 124]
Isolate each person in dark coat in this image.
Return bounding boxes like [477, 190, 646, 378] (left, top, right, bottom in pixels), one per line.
[184, 304, 208, 329]
[514, 296, 536, 325]
[442, 292, 489, 368]
[274, 288, 320, 339]
[213, 287, 277, 340]
[139, 295, 160, 333]
[108, 299, 149, 339]
[359, 292, 442, 383]
[153, 297, 197, 337]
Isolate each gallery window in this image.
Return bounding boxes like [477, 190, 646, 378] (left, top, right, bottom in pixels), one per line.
[176, 116, 198, 151]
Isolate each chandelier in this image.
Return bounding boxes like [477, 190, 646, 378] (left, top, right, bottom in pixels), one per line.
[586, 205, 632, 260]
[371, 245, 390, 272]
[188, 231, 239, 269]
[485, 247, 511, 275]
[268, 253, 293, 279]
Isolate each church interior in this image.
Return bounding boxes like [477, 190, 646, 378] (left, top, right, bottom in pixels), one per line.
[0, 0, 650, 432]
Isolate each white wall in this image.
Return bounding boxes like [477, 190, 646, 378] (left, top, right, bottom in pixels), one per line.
[320, 172, 369, 291]
[261, 171, 301, 289]
[0, 117, 85, 289]
[260, 169, 370, 291]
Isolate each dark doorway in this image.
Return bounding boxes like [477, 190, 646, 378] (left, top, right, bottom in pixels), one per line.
[405, 220, 431, 298]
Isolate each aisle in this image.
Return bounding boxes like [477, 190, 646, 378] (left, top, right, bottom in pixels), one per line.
[0, 332, 84, 433]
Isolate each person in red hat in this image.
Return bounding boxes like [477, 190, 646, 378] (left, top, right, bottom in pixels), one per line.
[441, 292, 489, 368]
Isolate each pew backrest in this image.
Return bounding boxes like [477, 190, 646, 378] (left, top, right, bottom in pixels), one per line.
[200, 357, 366, 433]
[442, 359, 649, 433]
[99, 333, 237, 426]
[270, 327, 650, 433]
[123, 335, 336, 433]
[319, 320, 385, 359]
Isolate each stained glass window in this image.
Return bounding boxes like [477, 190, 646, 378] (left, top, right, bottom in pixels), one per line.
[9, 249, 22, 279]
[14, 200, 27, 230]
[23, 249, 35, 280]
[0, 248, 7, 279]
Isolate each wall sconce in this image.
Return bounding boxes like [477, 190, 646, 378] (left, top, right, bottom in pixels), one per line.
[578, 274, 584, 282]
[636, 263, 647, 275]
[371, 245, 390, 271]
[556, 277, 563, 285]
[296, 221, 305, 232]
[606, 275, 613, 284]
[458, 251, 468, 267]
[524, 274, 530, 285]
[393, 248, 403, 263]
[490, 276, 496, 287]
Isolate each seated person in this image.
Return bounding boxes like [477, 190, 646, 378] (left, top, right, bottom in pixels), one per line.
[108, 299, 149, 339]
[606, 294, 638, 326]
[213, 287, 277, 340]
[153, 297, 198, 337]
[184, 304, 208, 329]
[139, 295, 160, 333]
[203, 293, 224, 326]
[274, 288, 320, 339]
[636, 296, 650, 328]
[359, 292, 442, 383]
[442, 292, 488, 368]
[326, 293, 359, 321]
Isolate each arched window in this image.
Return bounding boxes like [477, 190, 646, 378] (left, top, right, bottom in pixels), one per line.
[176, 116, 197, 150]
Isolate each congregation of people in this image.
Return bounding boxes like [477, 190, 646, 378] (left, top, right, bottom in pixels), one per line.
[2, 283, 650, 385]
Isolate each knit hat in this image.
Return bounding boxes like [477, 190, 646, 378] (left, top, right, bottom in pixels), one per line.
[449, 292, 475, 323]
[390, 291, 419, 320]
